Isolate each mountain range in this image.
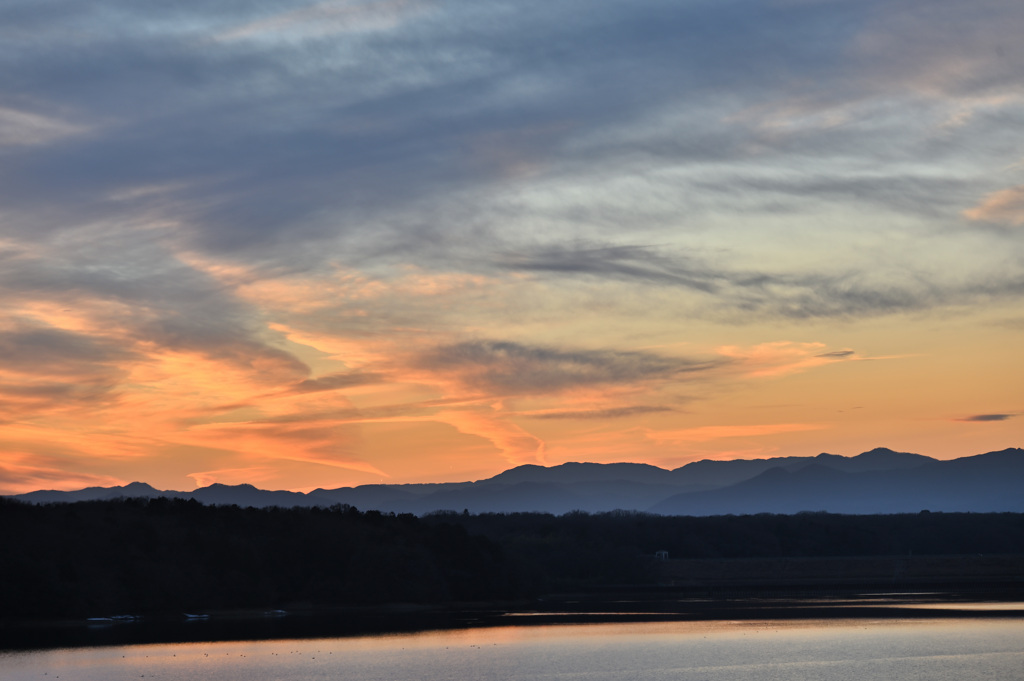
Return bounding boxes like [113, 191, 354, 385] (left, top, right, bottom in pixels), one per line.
[8, 447, 1024, 516]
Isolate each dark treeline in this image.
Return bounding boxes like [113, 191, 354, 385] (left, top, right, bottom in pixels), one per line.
[2, 497, 1022, 620]
[0, 497, 514, 620]
[435, 508, 1024, 564]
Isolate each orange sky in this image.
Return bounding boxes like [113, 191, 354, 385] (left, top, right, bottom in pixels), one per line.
[1, 256, 1019, 494]
[0, 0, 1022, 494]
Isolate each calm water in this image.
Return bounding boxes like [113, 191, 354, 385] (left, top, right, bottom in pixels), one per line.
[3, 618, 1023, 681]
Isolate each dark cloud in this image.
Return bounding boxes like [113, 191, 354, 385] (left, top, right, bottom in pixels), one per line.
[417, 340, 719, 394]
[526, 406, 674, 420]
[816, 350, 856, 359]
[0, 325, 136, 375]
[493, 240, 1024, 320]
[958, 413, 1017, 422]
[498, 244, 724, 292]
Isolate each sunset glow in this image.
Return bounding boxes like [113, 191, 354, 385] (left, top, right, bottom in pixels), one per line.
[1, 0, 1021, 494]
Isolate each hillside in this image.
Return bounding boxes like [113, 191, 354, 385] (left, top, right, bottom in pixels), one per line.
[8, 447, 1024, 516]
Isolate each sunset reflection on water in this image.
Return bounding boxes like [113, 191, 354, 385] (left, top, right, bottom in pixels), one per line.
[3, 617, 1023, 681]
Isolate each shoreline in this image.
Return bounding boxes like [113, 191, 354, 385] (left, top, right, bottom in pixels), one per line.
[4, 589, 1023, 653]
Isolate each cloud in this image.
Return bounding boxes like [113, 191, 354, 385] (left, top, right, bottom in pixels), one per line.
[494, 240, 1024, 321]
[708, 172, 975, 221]
[816, 350, 856, 359]
[0, 106, 86, 147]
[0, 322, 136, 417]
[524, 405, 674, 420]
[957, 413, 1018, 422]
[0, 237, 311, 385]
[434, 407, 548, 467]
[291, 372, 387, 394]
[0, 0, 1021, 288]
[186, 467, 279, 488]
[993, 316, 1024, 331]
[0, 452, 124, 495]
[964, 185, 1024, 227]
[717, 342, 863, 378]
[0, 323, 136, 376]
[215, 0, 429, 42]
[850, 0, 1024, 100]
[416, 340, 718, 395]
[498, 243, 724, 292]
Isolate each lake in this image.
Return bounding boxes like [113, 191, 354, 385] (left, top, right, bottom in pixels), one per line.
[3, 614, 1023, 681]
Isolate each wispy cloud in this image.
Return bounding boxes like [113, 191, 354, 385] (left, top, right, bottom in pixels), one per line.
[964, 185, 1024, 227]
[816, 350, 856, 359]
[716, 342, 863, 378]
[956, 413, 1018, 422]
[0, 106, 86, 147]
[435, 407, 548, 467]
[290, 372, 387, 394]
[186, 467, 279, 488]
[524, 405, 674, 420]
[494, 241, 1024, 321]
[498, 244, 725, 292]
[0, 454, 124, 494]
[416, 340, 719, 395]
[215, 0, 429, 42]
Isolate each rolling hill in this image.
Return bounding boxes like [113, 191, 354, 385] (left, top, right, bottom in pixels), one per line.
[8, 447, 1023, 515]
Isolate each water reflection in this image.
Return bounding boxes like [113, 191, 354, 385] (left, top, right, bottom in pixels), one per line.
[898, 601, 1024, 611]
[2, 618, 1023, 681]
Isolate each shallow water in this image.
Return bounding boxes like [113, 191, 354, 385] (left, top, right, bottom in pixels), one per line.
[2, 618, 1022, 681]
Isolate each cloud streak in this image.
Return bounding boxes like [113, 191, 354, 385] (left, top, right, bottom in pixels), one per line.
[416, 340, 720, 395]
[215, 0, 429, 42]
[957, 413, 1018, 422]
[964, 185, 1024, 227]
[524, 406, 674, 420]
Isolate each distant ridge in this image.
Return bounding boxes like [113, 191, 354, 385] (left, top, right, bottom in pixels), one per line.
[7, 447, 1023, 516]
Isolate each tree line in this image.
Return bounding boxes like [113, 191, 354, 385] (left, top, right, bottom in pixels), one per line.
[2, 497, 1022, 620]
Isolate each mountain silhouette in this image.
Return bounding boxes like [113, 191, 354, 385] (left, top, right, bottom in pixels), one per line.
[8, 447, 1022, 515]
[14, 481, 167, 504]
[491, 461, 674, 485]
[650, 448, 1024, 515]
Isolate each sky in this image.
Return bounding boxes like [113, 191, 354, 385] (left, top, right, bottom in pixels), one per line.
[1, 0, 1022, 494]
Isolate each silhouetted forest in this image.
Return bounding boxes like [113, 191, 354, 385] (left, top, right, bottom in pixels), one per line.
[2, 497, 1022, 620]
